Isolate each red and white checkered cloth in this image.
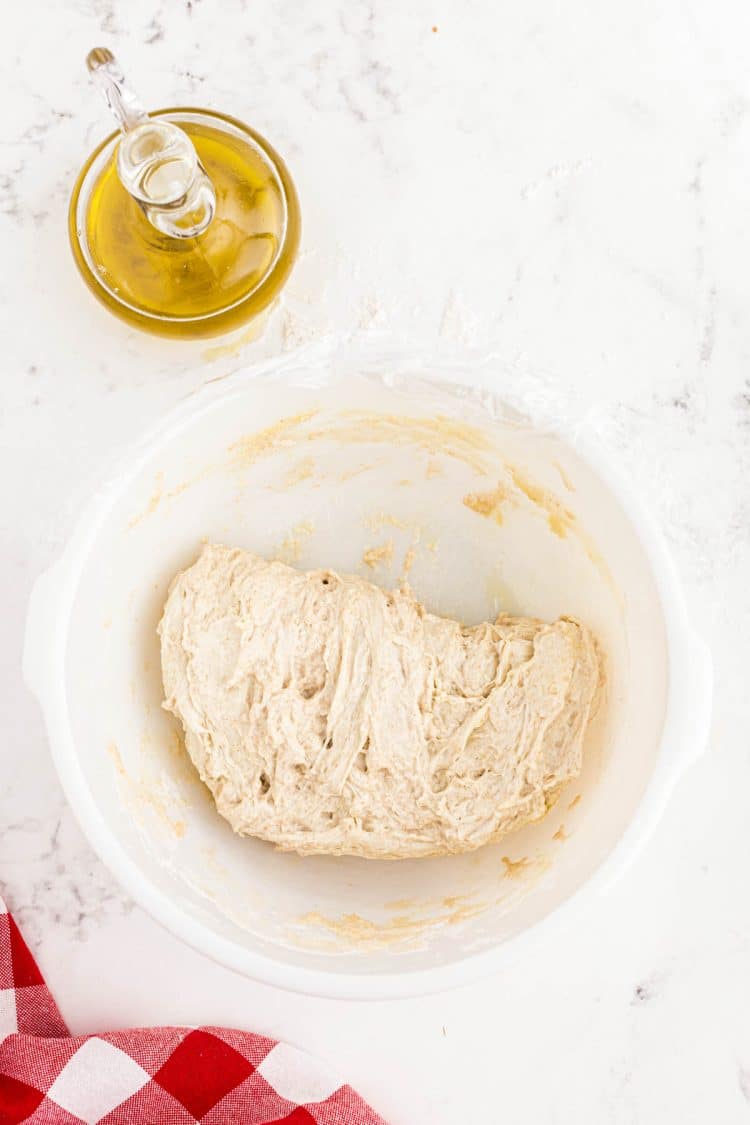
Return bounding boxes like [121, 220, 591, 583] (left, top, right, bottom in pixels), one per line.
[0, 894, 387, 1124]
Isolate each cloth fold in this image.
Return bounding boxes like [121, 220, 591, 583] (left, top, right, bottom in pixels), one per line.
[0, 895, 386, 1125]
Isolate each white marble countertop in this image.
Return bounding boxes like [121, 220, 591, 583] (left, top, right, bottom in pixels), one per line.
[2, 1, 749, 1121]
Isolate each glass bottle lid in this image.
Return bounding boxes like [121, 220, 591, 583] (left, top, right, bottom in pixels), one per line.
[69, 49, 301, 338]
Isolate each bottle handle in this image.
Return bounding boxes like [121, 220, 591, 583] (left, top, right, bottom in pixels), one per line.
[87, 47, 149, 133]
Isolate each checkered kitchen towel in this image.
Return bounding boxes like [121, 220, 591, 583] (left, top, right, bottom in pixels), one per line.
[0, 895, 387, 1124]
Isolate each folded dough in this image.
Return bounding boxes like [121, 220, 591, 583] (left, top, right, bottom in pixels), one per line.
[159, 544, 600, 858]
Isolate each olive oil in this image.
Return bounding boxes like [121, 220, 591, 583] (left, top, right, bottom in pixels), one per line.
[72, 53, 299, 336]
[78, 118, 296, 335]
[70, 104, 300, 338]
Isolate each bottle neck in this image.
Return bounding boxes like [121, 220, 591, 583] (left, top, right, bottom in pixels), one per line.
[116, 120, 216, 239]
[87, 48, 216, 239]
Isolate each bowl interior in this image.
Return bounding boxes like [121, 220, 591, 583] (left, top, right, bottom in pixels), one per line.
[63, 369, 667, 980]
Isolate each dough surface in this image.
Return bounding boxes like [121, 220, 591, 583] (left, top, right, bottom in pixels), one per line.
[159, 544, 600, 858]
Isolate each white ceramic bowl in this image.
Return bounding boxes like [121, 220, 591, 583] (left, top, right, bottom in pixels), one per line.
[24, 340, 711, 998]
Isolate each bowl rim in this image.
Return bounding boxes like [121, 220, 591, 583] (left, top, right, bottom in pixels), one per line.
[24, 344, 712, 999]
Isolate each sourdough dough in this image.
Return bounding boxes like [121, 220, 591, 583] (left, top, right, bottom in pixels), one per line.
[159, 544, 600, 858]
